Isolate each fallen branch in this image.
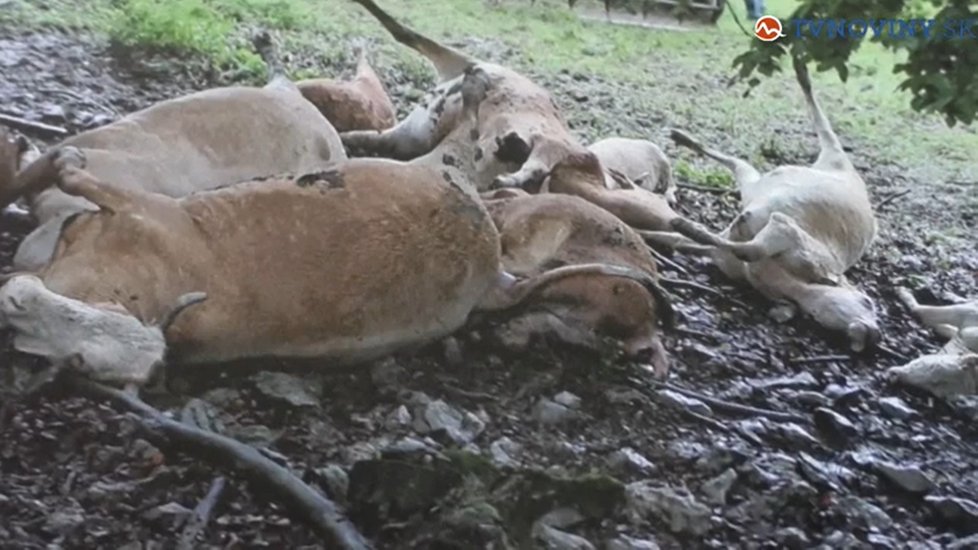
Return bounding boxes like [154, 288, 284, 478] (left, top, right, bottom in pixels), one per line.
[0, 112, 68, 136]
[177, 476, 226, 550]
[72, 377, 372, 550]
[646, 246, 689, 275]
[654, 381, 808, 424]
[788, 354, 850, 365]
[876, 343, 910, 363]
[660, 277, 750, 309]
[676, 182, 738, 195]
[875, 189, 910, 210]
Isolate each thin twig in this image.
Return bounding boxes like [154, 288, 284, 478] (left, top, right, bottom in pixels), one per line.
[660, 277, 750, 309]
[177, 476, 227, 550]
[38, 87, 122, 118]
[655, 381, 808, 423]
[875, 189, 910, 211]
[676, 182, 737, 195]
[876, 343, 910, 363]
[788, 354, 850, 365]
[0, 112, 68, 136]
[72, 377, 372, 550]
[646, 246, 689, 275]
[673, 327, 717, 341]
[725, 1, 753, 38]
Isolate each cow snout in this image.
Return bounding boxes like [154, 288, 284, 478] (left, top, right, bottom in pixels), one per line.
[847, 320, 881, 353]
[625, 336, 670, 378]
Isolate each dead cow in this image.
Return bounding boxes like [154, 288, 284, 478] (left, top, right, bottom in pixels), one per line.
[889, 288, 978, 397]
[341, 0, 584, 191]
[645, 57, 880, 352]
[0, 68, 666, 385]
[0, 35, 345, 272]
[296, 45, 397, 132]
[588, 137, 676, 204]
[482, 190, 675, 375]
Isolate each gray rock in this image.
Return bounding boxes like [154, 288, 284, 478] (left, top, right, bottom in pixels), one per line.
[605, 534, 660, 550]
[867, 532, 898, 549]
[608, 447, 655, 475]
[533, 523, 596, 550]
[924, 496, 978, 531]
[312, 464, 349, 504]
[814, 407, 859, 445]
[554, 391, 583, 409]
[774, 526, 810, 550]
[695, 445, 750, 475]
[251, 371, 321, 408]
[625, 482, 711, 535]
[370, 358, 405, 391]
[202, 387, 244, 409]
[414, 400, 485, 444]
[489, 436, 522, 468]
[948, 395, 978, 421]
[834, 495, 893, 530]
[794, 391, 831, 408]
[538, 507, 586, 529]
[382, 436, 441, 458]
[533, 398, 577, 425]
[877, 396, 917, 419]
[44, 499, 85, 535]
[821, 529, 862, 549]
[888, 354, 978, 398]
[753, 372, 818, 390]
[141, 501, 191, 524]
[875, 461, 935, 494]
[700, 468, 737, 506]
[657, 389, 713, 416]
[776, 422, 820, 448]
[947, 533, 978, 549]
[797, 452, 855, 491]
[385, 405, 412, 429]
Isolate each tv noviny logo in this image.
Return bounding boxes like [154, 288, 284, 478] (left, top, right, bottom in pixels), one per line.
[753, 16, 978, 41]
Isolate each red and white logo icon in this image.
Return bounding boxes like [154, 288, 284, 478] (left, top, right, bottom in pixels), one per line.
[754, 15, 784, 42]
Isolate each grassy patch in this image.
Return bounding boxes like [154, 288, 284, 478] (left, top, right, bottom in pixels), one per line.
[674, 159, 735, 188]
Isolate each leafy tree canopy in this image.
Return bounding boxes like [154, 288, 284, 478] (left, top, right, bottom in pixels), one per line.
[733, 0, 978, 126]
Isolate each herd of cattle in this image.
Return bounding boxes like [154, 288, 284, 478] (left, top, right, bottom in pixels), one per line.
[0, 0, 974, 389]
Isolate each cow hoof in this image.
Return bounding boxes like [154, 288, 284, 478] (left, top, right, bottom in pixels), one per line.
[53, 146, 86, 171]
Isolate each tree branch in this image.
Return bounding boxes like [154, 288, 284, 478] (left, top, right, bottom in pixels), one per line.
[71, 377, 372, 550]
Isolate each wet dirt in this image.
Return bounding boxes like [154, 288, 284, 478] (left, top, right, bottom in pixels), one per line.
[1, 27, 977, 550]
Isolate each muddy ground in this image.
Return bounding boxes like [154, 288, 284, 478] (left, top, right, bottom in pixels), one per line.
[1, 26, 978, 550]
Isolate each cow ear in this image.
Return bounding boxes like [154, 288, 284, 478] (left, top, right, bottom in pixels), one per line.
[16, 135, 29, 154]
[494, 131, 532, 165]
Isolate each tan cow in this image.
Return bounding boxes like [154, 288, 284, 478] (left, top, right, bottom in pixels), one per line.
[1, 34, 344, 272]
[482, 190, 674, 375]
[296, 45, 397, 132]
[644, 57, 880, 352]
[588, 137, 676, 204]
[0, 67, 666, 386]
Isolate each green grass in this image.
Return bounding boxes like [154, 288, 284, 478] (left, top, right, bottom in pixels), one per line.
[1, 0, 975, 182]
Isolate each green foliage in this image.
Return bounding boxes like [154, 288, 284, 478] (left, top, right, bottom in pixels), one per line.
[674, 159, 735, 188]
[733, 0, 978, 126]
[109, 0, 233, 56]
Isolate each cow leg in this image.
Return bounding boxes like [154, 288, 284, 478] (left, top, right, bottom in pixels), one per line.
[897, 287, 978, 333]
[53, 147, 162, 214]
[341, 105, 450, 160]
[793, 57, 852, 173]
[670, 129, 761, 195]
